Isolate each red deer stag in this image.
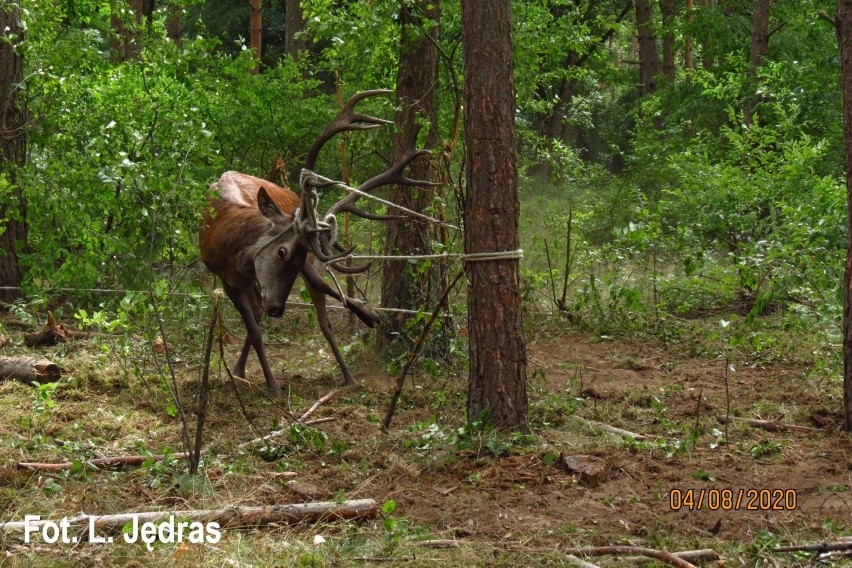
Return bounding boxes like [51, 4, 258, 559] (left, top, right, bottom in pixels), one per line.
[199, 90, 432, 396]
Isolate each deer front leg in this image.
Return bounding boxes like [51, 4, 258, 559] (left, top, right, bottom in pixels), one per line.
[301, 261, 381, 328]
[223, 283, 282, 397]
[303, 277, 356, 386]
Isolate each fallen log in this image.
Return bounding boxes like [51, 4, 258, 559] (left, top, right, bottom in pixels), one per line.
[17, 453, 193, 472]
[0, 499, 377, 533]
[716, 416, 820, 433]
[0, 356, 61, 384]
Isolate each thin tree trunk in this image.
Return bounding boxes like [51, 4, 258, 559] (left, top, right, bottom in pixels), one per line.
[166, 2, 182, 45]
[743, 0, 771, 126]
[0, 3, 27, 302]
[462, 0, 528, 430]
[660, 0, 678, 84]
[285, 0, 307, 60]
[836, 0, 852, 431]
[377, 0, 440, 353]
[685, 0, 694, 69]
[249, 0, 263, 74]
[110, 0, 153, 62]
[635, 0, 660, 95]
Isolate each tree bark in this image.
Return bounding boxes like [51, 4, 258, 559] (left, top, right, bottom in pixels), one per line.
[462, 0, 528, 430]
[660, 0, 678, 84]
[0, 3, 27, 303]
[249, 0, 263, 74]
[0, 357, 61, 384]
[743, 0, 771, 126]
[685, 0, 694, 69]
[377, 0, 440, 353]
[837, 0, 852, 431]
[109, 0, 154, 62]
[166, 2, 182, 45]
[285, 0, 308, 60]
[635, 0, 660, 95]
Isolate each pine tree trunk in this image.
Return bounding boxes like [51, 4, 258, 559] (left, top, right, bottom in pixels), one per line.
[285, 0, 307, 60]
[0, 3, 27, 303]
[109, 0, 153, 62]
[743, 0, 771, 126]
[660, 0, 678, 84]
[462, 0, 528, 430]
[685, 0, 694, 69]
[166, 2, 182, 45]
[377, 0, 441, 353]
[635, 0, 660, 95]
[249, 0, 263, 74]
[836, 0, 852, 431]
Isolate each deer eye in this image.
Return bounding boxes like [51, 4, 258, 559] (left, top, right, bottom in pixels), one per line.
[278, 246, 288, 259]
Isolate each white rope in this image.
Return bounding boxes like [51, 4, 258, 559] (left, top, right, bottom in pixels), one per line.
[301, 170, 460, 231]
[324, 249, 524, 266]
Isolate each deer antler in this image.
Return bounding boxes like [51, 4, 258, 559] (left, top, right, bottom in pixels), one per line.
[303, 89, 394, 170]
[298, 90, 437, 270]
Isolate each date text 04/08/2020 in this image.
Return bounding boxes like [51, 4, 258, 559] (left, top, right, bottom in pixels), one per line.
[23, 514, 222, 551]
[669, 488, 798, 512]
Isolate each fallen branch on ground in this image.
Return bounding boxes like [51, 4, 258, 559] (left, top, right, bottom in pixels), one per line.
[297, 390, 338, 423]
[237, 390, 338, 449]
[716, 416, 820, 433]
[0, 356, 61, 383]
[0, 499, 377, 533]
[581, 418, 646, 440]
[410, 539, 461, 548]
[516, 545, 699, 568]
[625, 549, 719, 564]
[564, 556, 601, 568]
[17, 453, 194, 472]
[773, 540, 852, 553]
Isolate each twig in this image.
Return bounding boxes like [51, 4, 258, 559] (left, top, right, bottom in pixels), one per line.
[723, 357, 731, 442]
[565, 555, 602, 568]
[411, 539, 461, 548]
[302, 417, 336, 426]
[192, 291, 220, 474]
[237, 391, 338, 449]
[17, 453, 194, 472]
[774, 540, 852, 553]
[716, 416, 821, 433]
[581, 418, 646, 440]
[296, 390, 338, 423]
[544, 239, 558, 307]
[383, 271, 464, 431]
[518, 546, 698, 568]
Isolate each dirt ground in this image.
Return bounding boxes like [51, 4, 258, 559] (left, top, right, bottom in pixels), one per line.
[1, 313, 851, 566]
[368, 330, 852, 554]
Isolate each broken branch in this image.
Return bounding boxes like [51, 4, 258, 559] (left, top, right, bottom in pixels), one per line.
[715, 416, 820, 433]
[16, 453, 193, 472]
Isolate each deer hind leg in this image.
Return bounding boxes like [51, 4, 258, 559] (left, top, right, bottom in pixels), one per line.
[224, 283, 282, 396]
[304, 277, 356, 386]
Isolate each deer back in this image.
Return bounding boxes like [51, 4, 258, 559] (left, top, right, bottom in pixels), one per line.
[199, 171, 306, 314]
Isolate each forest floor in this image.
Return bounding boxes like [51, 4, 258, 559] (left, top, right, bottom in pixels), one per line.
[0, 307, 850, 567]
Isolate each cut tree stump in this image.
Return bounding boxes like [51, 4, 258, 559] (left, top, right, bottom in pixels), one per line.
[24, 312, 68, 347]
[0, 356, 61, 384]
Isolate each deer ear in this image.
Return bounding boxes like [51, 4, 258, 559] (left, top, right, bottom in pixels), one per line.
[257, 186, 290, 225]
